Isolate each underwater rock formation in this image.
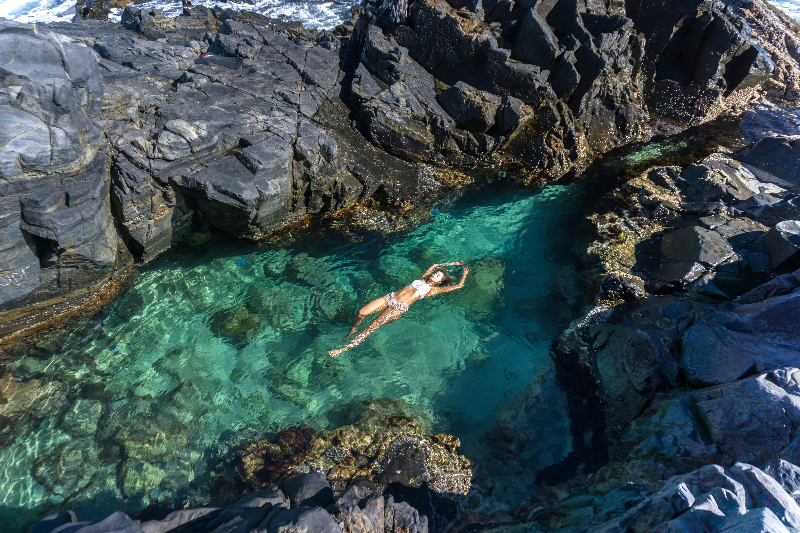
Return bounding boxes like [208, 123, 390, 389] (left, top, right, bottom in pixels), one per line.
[25, 401, 457, 533]
[236, 399, 471, 498]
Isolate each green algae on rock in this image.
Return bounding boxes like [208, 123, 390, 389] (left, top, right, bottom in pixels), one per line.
[236, 400, 472, 497]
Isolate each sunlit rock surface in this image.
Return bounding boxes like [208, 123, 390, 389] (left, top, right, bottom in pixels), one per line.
[0, 20, 125, 318]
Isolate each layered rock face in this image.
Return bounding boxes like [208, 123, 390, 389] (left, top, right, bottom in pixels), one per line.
[730, 0, 800, 103]
[93, 10, 433, 261]
[0, 20, 123, 318]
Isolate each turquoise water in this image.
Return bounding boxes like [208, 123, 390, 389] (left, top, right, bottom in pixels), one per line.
[0, 184, 593, 531]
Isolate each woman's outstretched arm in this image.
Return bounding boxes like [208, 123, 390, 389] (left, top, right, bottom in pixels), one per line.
[422, 260, 464, 278]
[427, 266, 469, 297]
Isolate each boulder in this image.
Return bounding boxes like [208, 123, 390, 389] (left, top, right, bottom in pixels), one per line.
[0, 19, 122, 316]
[714, 508, 790, 533]
[265, 507, 344, 533]
[60, 511, 144, 533]
[282, 473, 333, 508]
[622, 369, 800, 474]
[29, 512, 78, 533]
[655, 226, 735, 285]
[660, 226, 735, 267]
[377, 434, 471, 495]
[140, 508, 221, 533]
[679, 278, 800, 387]
[736, 268, 800, 304]
[200, 506, 274, 533]
[682, 154, 761, 205]
[736, 136, 800, 187]
[748, 221, 800, 271]
[680, 322, 800, 387]
[729, 463, 800, 529]
[511, 8, 559, 69]
[763, 460, 800, 503]
[437, 81, 503, 134]
[232, 486, 289, 509]
[598, 272, 647, 302]
[589, 323, 680, 428]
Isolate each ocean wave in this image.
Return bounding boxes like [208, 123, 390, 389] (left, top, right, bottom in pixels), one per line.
[0, 0, 359, 29]
[1, 0, 798, 37]
[770, 0, 800, 22]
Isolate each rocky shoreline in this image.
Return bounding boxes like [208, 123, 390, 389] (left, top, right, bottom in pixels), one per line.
[5, 0, 800, 532]
[2, 0, 789, 338]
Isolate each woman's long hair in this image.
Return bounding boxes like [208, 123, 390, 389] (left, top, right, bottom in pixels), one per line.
[424, 269, 453, 286]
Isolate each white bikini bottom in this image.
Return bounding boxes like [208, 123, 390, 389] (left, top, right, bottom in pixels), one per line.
[386, 292, 409, 313]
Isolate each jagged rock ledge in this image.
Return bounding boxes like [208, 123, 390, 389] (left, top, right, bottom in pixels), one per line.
[488, 133, 800, 532]
[0, 0, 784, 339]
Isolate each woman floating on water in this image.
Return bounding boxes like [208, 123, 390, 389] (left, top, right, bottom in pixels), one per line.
[328, 261, 469, 357]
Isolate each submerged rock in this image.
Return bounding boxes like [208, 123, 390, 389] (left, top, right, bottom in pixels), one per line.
[236, 400, 471, 497]
[209, 305, 263, 349]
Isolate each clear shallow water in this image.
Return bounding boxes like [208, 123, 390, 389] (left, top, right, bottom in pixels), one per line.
[0, 184, 593, 531]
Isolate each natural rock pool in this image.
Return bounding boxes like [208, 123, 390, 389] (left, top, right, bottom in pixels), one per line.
[0, 182, 599, 530]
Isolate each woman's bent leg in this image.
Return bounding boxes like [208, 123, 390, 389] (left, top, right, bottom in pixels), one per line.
[344, 295, 387, 341]
[330, 308, 402, 357]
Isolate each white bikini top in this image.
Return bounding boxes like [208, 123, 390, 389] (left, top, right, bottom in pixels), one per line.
[410, 279, 431, 298]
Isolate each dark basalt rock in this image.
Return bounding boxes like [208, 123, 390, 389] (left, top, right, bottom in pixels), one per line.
[331, 485, 429, 533]
[0, 19, 125, 318]
[27, 486, 429, 533]
[627, 0, 775, 124]
[747, 220, 800, 271]
[588, 319, 680, 428]
[0, 0, 781, 332]
[737, 135, 800, 187]
[379, 0, 651, 170]
[656, 226, 736, 284]
[282, 473, 333, 508]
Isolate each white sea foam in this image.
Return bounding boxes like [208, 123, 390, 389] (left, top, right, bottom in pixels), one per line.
[0, 0, 77, 23]
[2, 0, 798, 35]
[770, 0, 800, 22]
[0, 0, 359, 28]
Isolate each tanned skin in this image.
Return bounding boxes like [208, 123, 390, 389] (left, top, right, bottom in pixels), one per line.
[328, 261, 469, 357]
